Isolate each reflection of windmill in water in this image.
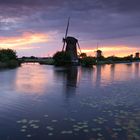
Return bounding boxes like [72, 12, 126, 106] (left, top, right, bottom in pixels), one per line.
[62, 17, 81, 64]
[64, 66, 78, 98]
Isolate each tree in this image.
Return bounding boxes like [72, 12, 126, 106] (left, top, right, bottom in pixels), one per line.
[0, 48, 19, 68]
[81, 56, 96, 67]
[79, 53, 87, 58]
[0, 49, 17, 62]
[53, 51, 71, 66]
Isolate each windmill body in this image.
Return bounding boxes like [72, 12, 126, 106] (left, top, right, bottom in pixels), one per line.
[64, 36, 78, 63]
[96, 50, 102, 58]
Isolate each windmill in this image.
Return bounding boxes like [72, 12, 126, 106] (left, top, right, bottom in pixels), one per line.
[62, 17, 81, 63]
[95, 43, 102, 58]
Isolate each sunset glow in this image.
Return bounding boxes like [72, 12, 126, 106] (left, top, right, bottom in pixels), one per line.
[0, 32, 49, 50]
[81, 46, 139, 57]
[0, 0, 139, 57]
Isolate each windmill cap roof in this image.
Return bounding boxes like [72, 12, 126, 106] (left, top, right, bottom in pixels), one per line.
[97, 50, 102, 52]
[65, 36, 78, 42]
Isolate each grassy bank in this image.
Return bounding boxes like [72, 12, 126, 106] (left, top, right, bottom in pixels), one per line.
[0, 60, 20, 69]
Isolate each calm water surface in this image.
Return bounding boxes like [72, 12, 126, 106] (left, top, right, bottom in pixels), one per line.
[0, 63, 140, 140]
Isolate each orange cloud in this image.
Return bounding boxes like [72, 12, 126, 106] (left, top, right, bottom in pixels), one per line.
[81, 46, 139, 57]
[0, 32, 49, 49]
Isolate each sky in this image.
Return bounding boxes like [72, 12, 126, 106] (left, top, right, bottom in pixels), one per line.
[0, 0, 140, 57]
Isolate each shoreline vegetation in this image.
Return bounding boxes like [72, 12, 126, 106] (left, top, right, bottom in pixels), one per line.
[0, 49, 20, 69]
[52, 51, 140, 67]
[19, 51, 140, 67]
[1, 49, 140, 69]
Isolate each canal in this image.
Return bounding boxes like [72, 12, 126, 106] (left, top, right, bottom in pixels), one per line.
[0, 63, 140, 140]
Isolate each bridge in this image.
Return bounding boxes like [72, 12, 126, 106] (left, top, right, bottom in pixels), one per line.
[18, 57, 54, 65]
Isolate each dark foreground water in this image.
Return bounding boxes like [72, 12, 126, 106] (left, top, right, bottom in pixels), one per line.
[0, 63, 140, 140]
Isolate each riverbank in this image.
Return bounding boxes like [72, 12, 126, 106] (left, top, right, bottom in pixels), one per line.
[0, 60, 20, 69]
[95, 60, 140, 65]
[19, 58, 140, 67]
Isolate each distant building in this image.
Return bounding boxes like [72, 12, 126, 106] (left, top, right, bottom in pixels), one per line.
[135, 52, 139, 59]
[96, 50, 102, 58]
[130, 54, 133, 59]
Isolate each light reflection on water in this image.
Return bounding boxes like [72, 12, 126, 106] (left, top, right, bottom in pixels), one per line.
[93, 63, 140, 87]
[15, 63, 49, 94]
[0, 63, 140, 140]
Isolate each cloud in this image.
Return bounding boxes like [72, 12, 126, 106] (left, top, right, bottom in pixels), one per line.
[0, 32, 48, 49]
[0, 0, 140, 56]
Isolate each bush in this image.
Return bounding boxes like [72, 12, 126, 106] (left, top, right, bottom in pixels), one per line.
[7, 60, 19, 68]
[53, 51, 71, 66]
[79, 53, 87, 58]
[81, 56, 96, 67]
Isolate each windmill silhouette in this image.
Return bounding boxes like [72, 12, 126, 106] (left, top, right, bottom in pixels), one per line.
[62, 17, 81, 63]
[95, 43, 102, 58]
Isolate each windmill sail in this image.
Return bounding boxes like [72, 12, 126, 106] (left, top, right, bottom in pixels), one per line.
[62, 17, 70, 51]
[77, 42, 82, 54]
